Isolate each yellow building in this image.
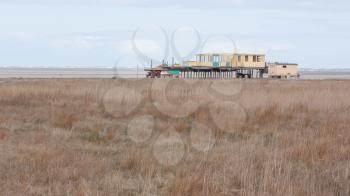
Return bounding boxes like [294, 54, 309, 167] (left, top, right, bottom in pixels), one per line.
[184, 53, 266, 68]
[232, 53, 266, 68]
[173, 52, 299, 79]
[268, 63, 299, 78]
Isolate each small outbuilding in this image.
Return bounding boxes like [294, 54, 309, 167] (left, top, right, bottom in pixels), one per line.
[268, 63, 299, 78]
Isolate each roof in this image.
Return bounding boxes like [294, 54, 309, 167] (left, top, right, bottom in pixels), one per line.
[196, 53, 265, 56]
[197, 53, 233, 56]
[269, 62, 298, 66]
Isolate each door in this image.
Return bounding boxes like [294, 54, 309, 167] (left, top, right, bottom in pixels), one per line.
[212, 55, 220, 67]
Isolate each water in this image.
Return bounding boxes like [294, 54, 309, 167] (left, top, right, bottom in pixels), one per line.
[1, 67, 350, 80]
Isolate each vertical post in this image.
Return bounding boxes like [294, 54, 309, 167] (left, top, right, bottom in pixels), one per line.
[137, 64, 139, 79]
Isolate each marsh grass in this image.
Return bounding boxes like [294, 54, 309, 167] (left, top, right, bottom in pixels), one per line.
[0, 79, 349, 195]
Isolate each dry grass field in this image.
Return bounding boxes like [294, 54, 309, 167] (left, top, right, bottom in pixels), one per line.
[0, 78, 349, 196]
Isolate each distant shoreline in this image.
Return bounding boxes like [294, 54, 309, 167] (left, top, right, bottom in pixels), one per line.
[0, 67, 350, 79]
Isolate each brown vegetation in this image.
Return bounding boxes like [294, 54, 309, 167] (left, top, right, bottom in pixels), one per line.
[0, 78, 349, 196]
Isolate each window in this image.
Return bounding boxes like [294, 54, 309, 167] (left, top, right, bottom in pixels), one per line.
[245, 55, 249, 62]
[257, 56, 261, 62]
[253, 56, 257, 62]
[238, 55, 241, 62]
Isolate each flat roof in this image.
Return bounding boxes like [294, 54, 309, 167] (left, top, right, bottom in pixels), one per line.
[197, 53, 265, 56]
[269, 62, 298, 66]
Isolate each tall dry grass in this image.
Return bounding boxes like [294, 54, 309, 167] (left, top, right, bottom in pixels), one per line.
[0, 78, 349, 196]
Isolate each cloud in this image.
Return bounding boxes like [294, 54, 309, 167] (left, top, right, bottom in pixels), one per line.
[48, 35, 109, 49]
[2, 0, 348, 11]
[0, 32, 37, 42]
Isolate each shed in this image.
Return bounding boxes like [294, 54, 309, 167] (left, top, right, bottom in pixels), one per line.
[268, 63, 299, 78]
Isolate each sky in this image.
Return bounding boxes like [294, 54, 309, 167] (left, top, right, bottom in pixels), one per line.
[0, 0, 349, 68]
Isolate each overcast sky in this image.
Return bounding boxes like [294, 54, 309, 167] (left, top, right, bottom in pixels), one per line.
[0, 0, 349, 68]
